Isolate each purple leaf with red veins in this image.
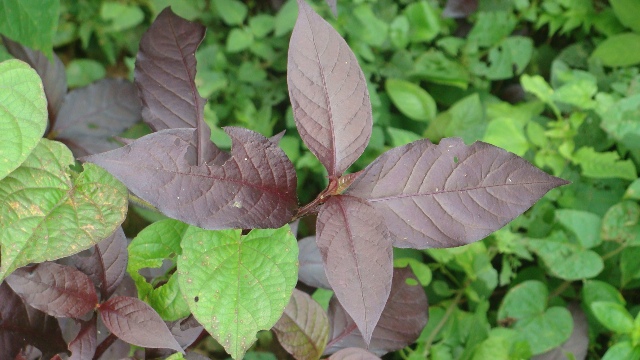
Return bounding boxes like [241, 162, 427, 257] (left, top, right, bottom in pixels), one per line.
[329, 348, 381, 360]
[5, 262, 98, 318]
[73, 227, 128, 299]
[0, 282, 67, 359]
[288, 0, 372, 177]
[83, 127, 297, 229]
[98, 296, 184, 353]
[316, 195, 393, 345]
[52, 79, 141, 157]
[69, 317, 97, 360]
[324, 267, 428, 356]
[346, 138, 570, 249]
[273, 289, 330, 360]
[298, 236, 331, 289]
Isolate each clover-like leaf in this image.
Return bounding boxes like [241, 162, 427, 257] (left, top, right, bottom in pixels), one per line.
[273, 289, 330, 360]
[178, 226, 298, 359]
[0, 139, 128, 280]
[69, 317, 97, 360]
[298, 236, 331, 289]
[0, 59, 47, 180]
[316, 195, 393, 345]
[99, 296, 184, 353]
[346, 138, 569, 249]
[5, 262, 98, 318]
[288, 0, 372, 177]
[325, 267, 428, 356]
[83, 127, 297, 230]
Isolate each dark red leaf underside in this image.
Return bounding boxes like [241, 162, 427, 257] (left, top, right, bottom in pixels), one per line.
[288, 0, 372, 177]
[69, 317, 97, 360]
[84, 127, 297, 229]
[73, 226, 128, 299]
[316, 195, 392, 344]
[99, 296, 183, 353]
[5, 262, 98, 318]
[325, 267, 428, 356]
[328, 348, 381, 360]
[0, 282, 67, 359]
[52, 79, 141, 157]
[298, 236, 331, 289]
[347, 138, 570, 249]
[273, 289, 330, 360]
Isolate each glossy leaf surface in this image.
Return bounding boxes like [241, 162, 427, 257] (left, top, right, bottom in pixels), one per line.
[316, 195, 393, 344]
[347, 138, 569, 248]
[288, 0, 372, 177]
[0, 139, 128, 280]
[178, 226, 298, 359]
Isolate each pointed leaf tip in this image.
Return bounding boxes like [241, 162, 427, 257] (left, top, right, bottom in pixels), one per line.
[288, 0, 372, 177]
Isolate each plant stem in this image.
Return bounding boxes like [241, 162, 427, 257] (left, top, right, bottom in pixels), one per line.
[422, 289, 464, 356]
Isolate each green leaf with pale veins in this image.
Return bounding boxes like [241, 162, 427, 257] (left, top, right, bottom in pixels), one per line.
[0, 59, 47, 180]
[0, 139, 128, 280]
[178, 225, 298, 359]
[0, 0, 60, 59]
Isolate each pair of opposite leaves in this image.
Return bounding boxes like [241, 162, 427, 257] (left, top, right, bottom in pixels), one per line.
[84, 0, 568, 345]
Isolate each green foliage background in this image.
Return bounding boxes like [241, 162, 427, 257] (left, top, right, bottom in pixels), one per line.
[2, 0, 640, 358]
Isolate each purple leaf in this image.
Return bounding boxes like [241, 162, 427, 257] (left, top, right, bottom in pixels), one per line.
[316, 195, 393, 344]
[2, 36, 67, 118]
[442, 0, 478, 18]
[298, 236, 331, 289]
[84, 127, 297, 230]
[69, 317, 97, 360]
[325, 267, 428, 356]
[73, 227, 128, 299]
[5, 262, 98, 318]
[273, 289, 330, 359]
[329, 348, 381, 360]
[135, 7, 213, 165]
[325, 0, 338, 16]
[98, 296, 184, 353]
[346, 138, 569, 249]
[52, 79, 141, 157]
[0, 282, 67, 359]
[288, 0, 372, 177]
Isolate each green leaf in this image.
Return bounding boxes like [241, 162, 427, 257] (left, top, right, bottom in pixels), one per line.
[394, 258, 432, 286]
[472, 328, 532, 360]
[498, 280, 573, 355]
[404, 1, 440, 43]
[600, 94, 640, 150]
[552, 79, 597, 109]
[389, 16, 410, 49]
[385, 79, 436, 122]
[66, 59, 106, 88]
[621, 247, 640, 287]
[483, 117, 528, 156]
[625, 179, 640, 200]
[527, 231, 603, 280]
[212, 0, 248, 25]
[100, 2, 144, 32]
[0, 139, 128, 280]
[521, 74, 561, 117]
[178, 226, 298, 359]
[0, 0, 59, 59]
[226, 28, 253, 53]
[602, 341, 640, 360]
[473, 37, 533, 80]
[468, 11, 517, 48]
[555, 209, 602, 248]
[0, 59, 47, 181]
[249, 14, 275, 38]
[446, 93, 486, 143]
[610, 0, 640, 32]
[274, 0, 297, 37]
[582, 280, 626, 307]
[572, 147, 637, 180]
[602, 201, 640, 245]
[591, 301, 634, 334]
[346, 4, 388, 47]
[410, 51, 470, 89]
[387, 127, 422, 147]
[127, 219, 190, 321]
[592, 33, 640, 67]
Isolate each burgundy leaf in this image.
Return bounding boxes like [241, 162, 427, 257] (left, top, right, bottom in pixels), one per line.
[69, 317, 97, 360]
[442, 0, 478, 18]
[98, 296, 183, 353]
[288, 0, 372, 177]
[146, 316, 204, 358]
[325, 267, 428, 356]
[316, 195, 393, 344]
[52, 79, 142, 157]
[5, 262, 98, 318]
[346, 138, 569, 249]
[135, 7, 213, 166]
[329, 348, 381, 360]
[83, 127, 298, 230]
[2, 36, 67, 118]
[0, 282, 67, 359]
[273, 289, 330, 360]
[298, 236, 331, 289]
[325, 0, 338, 16]
[73, 227, 128, 299]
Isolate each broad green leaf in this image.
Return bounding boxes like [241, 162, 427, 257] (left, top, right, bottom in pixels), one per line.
[527, 231, 603, 280]
[404, 1, 440, 43]
[385, 79, 436, 122]
[0, 139, 128, 280]
[226, 28, 253, 53]
[387, 127, 422, 147]
[555, 209, 602, 248]
[389, 16, 410, 49]
[602, 201, 640, 245]
[0, 59, 47, 180]
[100, 2, 144, 32]
[346, 5, 388, 47]
[410, 51, 470, 89]
[552, 79, 597, 109]
[573, 147, 637, 180]
[66, 59, 106, 88]
[600, 94, 640, 150]
[0, 0, 59, 59]
[498, 280, 573, 354]
[483, 117, 528, 156]
[127, 219, 190, 321]
[274, 0, 297, 37]
[621, 247, 640, 287]
[446, 93, 486, 143]
[591, 33, 640, 67]
[468, 11, 517, 48]
[394, 258, 432, 286]
[212, 0, 248, 26]
[521, 75, 560, 117]
[610, 0, 640, 32]
[473, 37, 533, 80]
[249, 14, 275, 38]
[625, 179, 640, 200]
[591, 301, 634, 334]
[602, 341, 640, 360]
[472, 328, 532, 360]
[178, 226, 298, 359]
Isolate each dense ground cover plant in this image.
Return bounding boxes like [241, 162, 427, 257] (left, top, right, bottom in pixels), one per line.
[2, 0, 640, 359]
